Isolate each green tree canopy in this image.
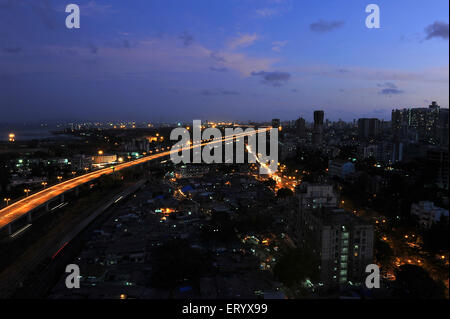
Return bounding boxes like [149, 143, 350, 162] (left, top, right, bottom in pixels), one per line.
[394, 264, 446, 299]
[276, 188, 293, 199]
[150, 239, 213, 290]
[273, 247, 320, 288]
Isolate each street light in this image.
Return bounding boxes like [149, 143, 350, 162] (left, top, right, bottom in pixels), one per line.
[3, 198, 11, 206]
[24, 188, 31, 197]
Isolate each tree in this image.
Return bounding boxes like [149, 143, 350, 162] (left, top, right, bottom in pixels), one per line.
[0, 157, 11, 195]
[150, 239, 213, 290]
[276, 188, 293, 199]
[200, 211, 236, 246]
[422, 218, 449, 252]
[264, 179, 276, 189]
[374, 239, 394, 266]
[236, 211, 274, 234]
[394, 264, 446, 299]
[273, 247, 320, 288]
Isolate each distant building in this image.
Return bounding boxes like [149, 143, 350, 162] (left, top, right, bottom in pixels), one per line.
[279, 141, 297, 160]
[427, 148, 449, 189]
[328, 160, 355, 179]
[362, 141, 403, 164]
[391, 101, 443, 144]
[176, 164, 210, 178]
[297, 183, 339, 209]
[312, 110, 324, 145]
[123, 138, 153, 152]
[295, 117, 306, 139]
[271, 119, 281, 129]
[358, 118, 380, 139]
[298, 207, 374, 287]
[437, 108, 449, 147]
[72, 154, 93, 170]
[92, 154, 117, 165]
[411, 201, 449, 228]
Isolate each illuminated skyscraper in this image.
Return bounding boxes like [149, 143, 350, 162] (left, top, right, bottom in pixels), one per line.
[298, 207, 374, 287]
[391, 101, 444, 144]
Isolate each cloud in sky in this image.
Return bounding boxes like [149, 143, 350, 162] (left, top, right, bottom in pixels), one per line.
[377, 82, 404, 95]
[310, 20, 344, 33]
[256, 8, 279, 18]
[271, 41, 287, 52]
[201, 89, 240, 96]
[293, 65, 448, 83]
[227, 33, 259, 50]
[210, 66, 228, 72]
[255, 0, 292, 18]
[0, 33, 277, 79]
[80, 1, 115, 16]
[424, 21, 449, 40]
[179, 31, 195, 47]
[210, 51, 226, 63]
[251, 71, 291, 86]
[0, 1, 448, 122]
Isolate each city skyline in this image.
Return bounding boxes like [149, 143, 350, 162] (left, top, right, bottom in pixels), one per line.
[0, 0, 448, 123]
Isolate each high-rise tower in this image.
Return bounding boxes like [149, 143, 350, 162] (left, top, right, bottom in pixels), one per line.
[312, 110, 324, 145]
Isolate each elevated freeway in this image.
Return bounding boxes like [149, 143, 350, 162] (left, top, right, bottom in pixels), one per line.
[0, 127, 269, 235]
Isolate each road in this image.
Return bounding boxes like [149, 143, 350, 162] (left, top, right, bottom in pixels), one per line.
[0, 128, 269, 230]
[340, 195, 449, 296]
[246, 144, 298, 192]
[0, 180, 146, 298]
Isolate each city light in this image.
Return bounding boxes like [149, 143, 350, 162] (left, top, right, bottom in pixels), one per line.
[3, 198, 11, 206]
[0, 1, 447, 302]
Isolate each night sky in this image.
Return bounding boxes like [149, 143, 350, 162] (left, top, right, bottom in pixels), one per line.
[0, 0, 448, 123]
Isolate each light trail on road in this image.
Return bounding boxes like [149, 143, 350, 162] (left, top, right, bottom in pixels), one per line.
[0, 127, 270, 230]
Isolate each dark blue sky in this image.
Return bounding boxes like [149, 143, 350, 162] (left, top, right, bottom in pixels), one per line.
[0, 0, 448, 123]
